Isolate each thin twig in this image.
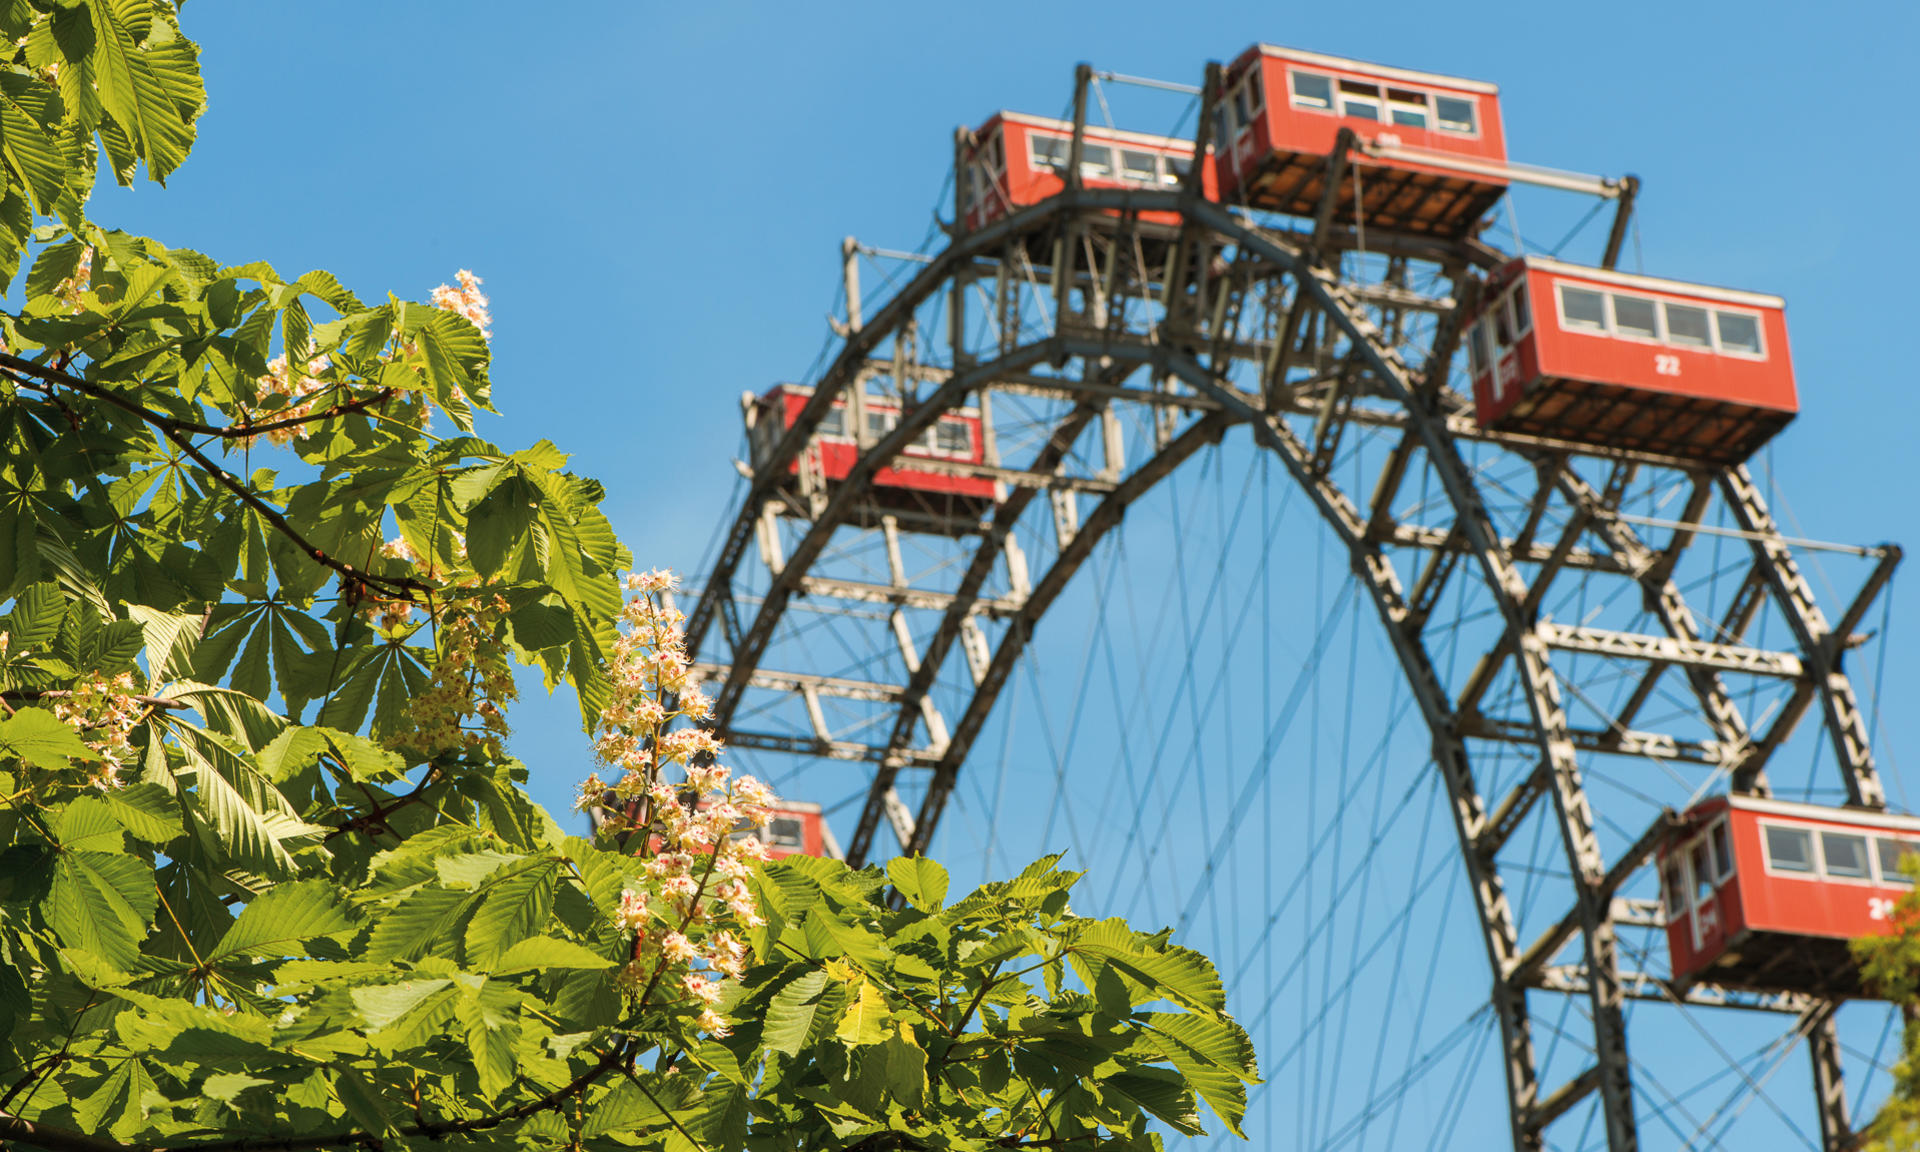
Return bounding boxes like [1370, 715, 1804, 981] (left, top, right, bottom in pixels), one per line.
[2, 689, 190, 710]
[0, 355, 431, 601]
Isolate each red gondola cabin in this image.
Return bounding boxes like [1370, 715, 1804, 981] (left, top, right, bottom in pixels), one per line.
[661, 799, 834, 861]
[1213, 44, 1508, 238]
[746, 384, 998, 532]
[1466, 257, 1796, 465]
[1659, 795, 1920, 997]
[961, 111, 1213, 233]
[746, 800, 830, 861]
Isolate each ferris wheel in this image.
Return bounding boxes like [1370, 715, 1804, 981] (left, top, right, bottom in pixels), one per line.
[684, 44, 1908, 1152]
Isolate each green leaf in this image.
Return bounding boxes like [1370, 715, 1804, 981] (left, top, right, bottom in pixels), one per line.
[56, 795, 126, 852]
[464, 859, 558, 968]
[166, 718, 320, 877]
[3, 582, 66, 651]
[103, 783, 180, 844]
[496, 936, 616, 974]
[878, 1029, 927, 1110]
[364, 886, 470, 963]
[207, 879, 355, 963]
[834, 979, 890, 1047]
[202, 1070, 271, 1103]
[1072, 918, 1226, 1016]
[0, 706, 94, 769]
[763, 968, 832, 1058]
[1105, 1066, 1204, 1136]
[332, 1067, 399, 1140]
[0, 72, 68, 214]
[47, 848, 154, 970]
[72, 1057, 157, 1140]
[350, 978, 453, 1034]
[465, 473, 538, 578]
[454, 980, 521, 1101]
[886, 855, 949, 912]
[1140, 1013, 1260, 1137]
[84, 0, 198, 183]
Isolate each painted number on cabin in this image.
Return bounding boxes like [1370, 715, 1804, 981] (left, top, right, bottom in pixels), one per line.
[1871, 896, 1898, 921]
[1655, 354, 1682, 377]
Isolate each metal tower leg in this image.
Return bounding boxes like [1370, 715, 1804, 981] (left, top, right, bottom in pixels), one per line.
[1809, 1003, 1853, 1152]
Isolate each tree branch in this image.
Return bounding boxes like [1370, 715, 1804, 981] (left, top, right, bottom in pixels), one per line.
[321, 765, 443, 841]
[0, 1046, 628, 1152]
[2, 689, 190, 710]
[0, 354, 433, 602]
[0, 352, 395, 440]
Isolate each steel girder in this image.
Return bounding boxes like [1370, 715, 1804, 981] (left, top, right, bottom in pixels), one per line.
[688, 186, 1897, 1152]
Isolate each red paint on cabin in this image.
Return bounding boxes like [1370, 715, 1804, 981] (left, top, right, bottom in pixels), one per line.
[1466, 257, 1797, 464]
[1214, 44, 1508, 238]
[750, 384, 996, 503]
[961, 111, 1213, 232]
[655, 800, 832, 862]
[750, 800, 829, 861]
[1659, 795, 1920, 997]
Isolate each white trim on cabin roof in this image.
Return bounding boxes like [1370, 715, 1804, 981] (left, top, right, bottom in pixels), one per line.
[1520, 255, 1784, 310]
[1721, 794, 1920, 834]
[991, 110, 1198, 153]
[1250, 44, 1499, 95]
[767, 383, 983, 421]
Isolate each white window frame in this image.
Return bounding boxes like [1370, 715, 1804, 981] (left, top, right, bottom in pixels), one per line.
[816, 402, 853, 443]
[1758, 819, 1818, 878]
[922, 417, 976, 459]
[1289, 68, 1334, 114]
[1029, 132, 1069, 175]
[1875, 836, 1919, 887]
[1554, 282, 1608, 334]
[1508, 279, 1532, 337]
[1118, 147, 1160, 186]
[1662, 854, 1687, 918]
[1712, 308, 1769, 361]
[1662, 300, 1714, 350]
[1336, 79, 1382, 122]
[1758, 818, 1882, 885]
[1385, 87, 1432, 130]
[1608, 291, 1664, 346]
[1466, 319, 1491, 377]
[1552, 279, 1771, 364]
[1818, 828, 1876, 885]
[1433, 93, 1481, 137]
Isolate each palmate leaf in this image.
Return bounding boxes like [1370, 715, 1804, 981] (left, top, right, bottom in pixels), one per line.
[364, 886, 469, 963]
[762, 969, 832, 1057]
[0, 706, 94, 769]
[55, 795, 126, 852]
[163, 680, 288, 752]
[164, 718, 322, 878]
[1070, 918, 1226, 1016]
[71, 1056, 157, 1140]
[1103, 1066, 1204, 1136]
[1139, 1013, 1259, 1137]
[583, 1073, 701, 1139]
[463, 858, 559, 968]
[103, 781, 180, 843]
[886, 855, 949, 913]
[206, 879, 356, 963]
[0, 71, 67, 214]
[48, 848, 154, 970]
[495, 936, 616, 974]
[83, 0, 197, 183]
[834, 979, 890, 1047]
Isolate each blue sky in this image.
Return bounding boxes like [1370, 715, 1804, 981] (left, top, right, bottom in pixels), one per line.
[93, 3, 1920, 1146]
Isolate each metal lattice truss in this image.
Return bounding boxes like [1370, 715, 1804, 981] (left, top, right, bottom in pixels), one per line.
[684, 106, 1898, 1152]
